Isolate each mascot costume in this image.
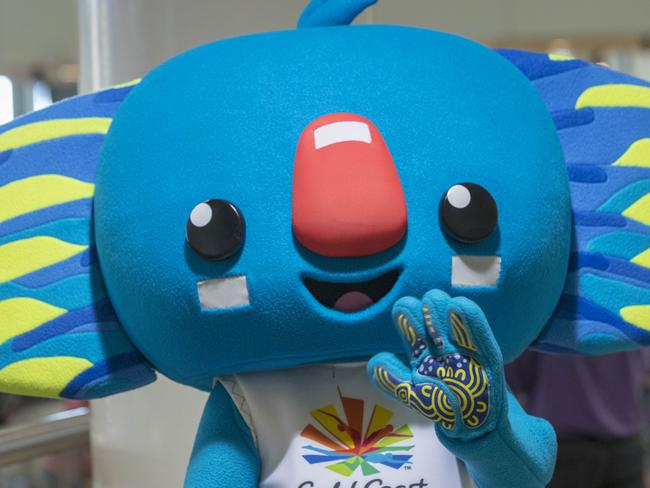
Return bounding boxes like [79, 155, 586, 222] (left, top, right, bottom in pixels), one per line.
[1, 0, 649, 486]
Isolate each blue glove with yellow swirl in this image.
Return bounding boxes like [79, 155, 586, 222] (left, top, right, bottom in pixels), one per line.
[368, 290, 557, 488]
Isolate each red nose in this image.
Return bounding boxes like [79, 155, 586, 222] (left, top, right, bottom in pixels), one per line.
[292, 113, 407, 257]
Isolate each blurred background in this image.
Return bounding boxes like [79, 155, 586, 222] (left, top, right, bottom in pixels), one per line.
[0, 1, 648, 487]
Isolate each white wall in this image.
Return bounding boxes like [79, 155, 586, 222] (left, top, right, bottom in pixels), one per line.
[77, 0, 311, 90]
[0, 0, 78, 75]
[374, 0, 650, 39]
[91, 378, 208, 488]
[3, 0, 650, 76]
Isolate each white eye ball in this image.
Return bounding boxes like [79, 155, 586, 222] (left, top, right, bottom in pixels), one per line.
[446, 184, 471, 209]
[190, 202, 213, 228]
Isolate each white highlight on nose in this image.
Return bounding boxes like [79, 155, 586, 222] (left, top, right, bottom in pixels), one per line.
[198, 275, 250, 309]
[447, 185, 471, 209]
[190, 202, 212, 227]
[451, 255, 501, 287]
[313, 121, 371, 149]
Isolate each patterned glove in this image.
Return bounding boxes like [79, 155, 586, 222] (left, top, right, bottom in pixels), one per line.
[369, 289, 505, 441]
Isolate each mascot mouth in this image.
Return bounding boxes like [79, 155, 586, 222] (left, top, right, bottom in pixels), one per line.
[304, 269, 399, 312]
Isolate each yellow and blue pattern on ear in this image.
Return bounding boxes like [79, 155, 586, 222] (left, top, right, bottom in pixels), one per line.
[499, 50, 650, 354]
[0, 80, 156, 399]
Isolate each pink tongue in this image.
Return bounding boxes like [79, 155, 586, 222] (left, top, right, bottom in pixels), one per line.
[334, 291, 374, 312]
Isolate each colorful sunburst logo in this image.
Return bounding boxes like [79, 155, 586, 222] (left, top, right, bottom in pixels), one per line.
[300, 389, 414, 477]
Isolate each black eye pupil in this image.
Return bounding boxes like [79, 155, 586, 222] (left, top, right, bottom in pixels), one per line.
[186, 199, 245, 260]
[439, 183, 497, 243]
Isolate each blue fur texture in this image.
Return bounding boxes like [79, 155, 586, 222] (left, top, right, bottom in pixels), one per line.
[298, 0, 377, 27]
[96, 25, 570, 390]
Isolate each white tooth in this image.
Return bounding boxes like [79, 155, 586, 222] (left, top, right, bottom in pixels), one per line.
[197, 275, 250, 309]
[451, 256, 501, 287]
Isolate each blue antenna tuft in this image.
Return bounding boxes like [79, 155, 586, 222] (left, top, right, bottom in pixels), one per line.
[298, 0, 377, 28]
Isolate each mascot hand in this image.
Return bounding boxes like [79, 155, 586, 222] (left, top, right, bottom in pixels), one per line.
[369, 290, 556, 488]
[369, 289, 503, 441]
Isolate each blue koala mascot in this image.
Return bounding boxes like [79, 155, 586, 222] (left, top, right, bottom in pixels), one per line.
[1, 0, 649, 486]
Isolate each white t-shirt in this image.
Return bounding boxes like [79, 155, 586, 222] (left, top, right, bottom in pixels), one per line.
[220, 363, 468, 488]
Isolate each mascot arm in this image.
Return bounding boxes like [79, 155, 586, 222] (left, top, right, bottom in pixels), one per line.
[185, 383, 260, 487]
[368, 290, 556, 488]
[440, 391, 556, 488]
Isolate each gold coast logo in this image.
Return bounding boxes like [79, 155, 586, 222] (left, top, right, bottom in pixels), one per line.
[300, 389, 414, 477]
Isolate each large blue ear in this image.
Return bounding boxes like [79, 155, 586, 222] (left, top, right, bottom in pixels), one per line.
[498, 49, 650, 354]
[0, 81, 156, 399]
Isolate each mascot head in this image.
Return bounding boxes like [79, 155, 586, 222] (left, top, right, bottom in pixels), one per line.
[1, 0, 648, 398]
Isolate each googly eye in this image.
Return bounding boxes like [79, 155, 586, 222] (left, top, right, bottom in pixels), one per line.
[439, 183, 497, 243]
[186, 199, 245, 260]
